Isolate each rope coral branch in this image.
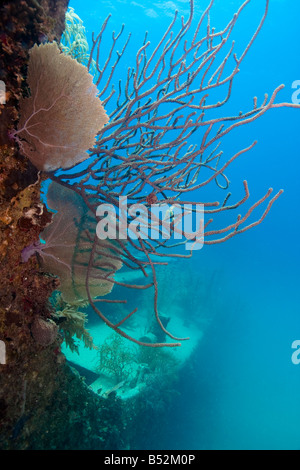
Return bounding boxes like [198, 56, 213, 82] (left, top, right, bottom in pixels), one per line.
[53, 0, 299, 347]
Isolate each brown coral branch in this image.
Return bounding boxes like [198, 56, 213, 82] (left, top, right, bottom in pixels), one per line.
[51, 0, 299, 346]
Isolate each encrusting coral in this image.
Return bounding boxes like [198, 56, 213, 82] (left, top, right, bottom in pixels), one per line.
[11, 41, 109, 171]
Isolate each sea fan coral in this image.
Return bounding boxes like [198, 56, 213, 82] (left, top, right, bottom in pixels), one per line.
[23, 182, 123, 303]
[12, 42, 108, 171]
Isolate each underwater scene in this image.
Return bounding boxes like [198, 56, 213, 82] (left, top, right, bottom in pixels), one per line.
[0, 0, 299, 452]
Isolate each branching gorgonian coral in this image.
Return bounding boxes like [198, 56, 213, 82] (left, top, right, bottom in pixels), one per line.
[18, 0, 300, 347]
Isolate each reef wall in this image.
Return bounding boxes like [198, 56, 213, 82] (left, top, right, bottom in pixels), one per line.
[0, 0, 126, 450]
[0, 0, 180, 450]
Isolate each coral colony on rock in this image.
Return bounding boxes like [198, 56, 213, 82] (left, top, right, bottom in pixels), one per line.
[16, 0, 296, 346]
[0, 0, 299, 450]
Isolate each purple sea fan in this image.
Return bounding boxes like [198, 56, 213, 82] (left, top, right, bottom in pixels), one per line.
[11, 42, 109, 172]
[21, 220, 76, 273]
[22, 182, 123, 303]
[21, 240, 45, 263]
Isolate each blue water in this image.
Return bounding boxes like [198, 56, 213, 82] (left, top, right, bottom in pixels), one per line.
[68, 0, 300, 450]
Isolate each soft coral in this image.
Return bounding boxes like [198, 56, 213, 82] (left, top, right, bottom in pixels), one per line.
[21, 182, 122, 303]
